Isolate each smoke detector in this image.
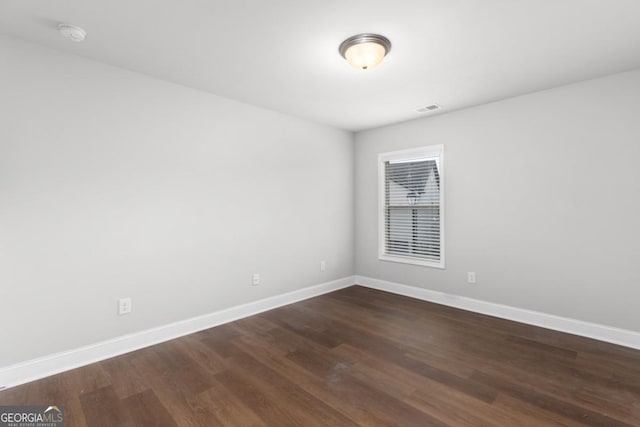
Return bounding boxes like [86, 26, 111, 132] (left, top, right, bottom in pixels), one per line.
[58, 24, 87, 42]
[416, 104, 442, 113]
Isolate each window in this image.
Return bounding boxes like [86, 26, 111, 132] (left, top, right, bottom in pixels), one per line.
[379, 145, 444, 268]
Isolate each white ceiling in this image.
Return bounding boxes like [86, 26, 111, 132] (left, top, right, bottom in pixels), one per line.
[2, 1, 640, 131]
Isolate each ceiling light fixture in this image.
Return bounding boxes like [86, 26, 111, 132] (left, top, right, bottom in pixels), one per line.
[58, 24, 87, 42]
[339, 33, 391, 71]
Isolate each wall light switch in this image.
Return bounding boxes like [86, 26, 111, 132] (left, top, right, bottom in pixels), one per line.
[252, 273, 260, 286]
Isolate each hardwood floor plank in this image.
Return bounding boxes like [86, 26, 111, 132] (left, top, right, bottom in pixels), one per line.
[506, 335, 579, 359]
[230, 337, 403, 426]
[194, 324, 243, 358]
[470, 370, 634, 427]
[101, 354, 151, 399]
[129, 348, 222, 427]
[407, 387, 516, 427]
[214, 368, 314, 427]
[153, 343, 216, 395]
[260, 307, 344, 349]
[79, 385, 130, 427]
[64, 397, 89, 427]
[471, 358, 640, 423]
[197, 379, 267, 427]
[171, 335, 229, 376]
[223, 344, 360, 426]
[492, 394, 588, 427]
[404, 348, 477, 378]
[348, 352, 419, 399]
[121, 389, 178, 427]
[330, 371, 449, 426]
[284, 346, 449, 426]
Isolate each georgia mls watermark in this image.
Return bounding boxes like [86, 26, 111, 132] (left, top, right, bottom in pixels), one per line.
[0, 406, 64, 427]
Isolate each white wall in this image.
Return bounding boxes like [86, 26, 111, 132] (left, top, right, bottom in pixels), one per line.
[0, 35, 354, 368]
[355, 69, 640, 332]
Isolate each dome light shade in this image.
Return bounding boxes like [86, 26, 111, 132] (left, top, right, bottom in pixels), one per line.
[339, 34, 391, 70]
[58, 24, 87, 42]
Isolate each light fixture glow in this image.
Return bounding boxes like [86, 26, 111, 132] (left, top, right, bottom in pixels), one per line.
[339, 34, 391, 71]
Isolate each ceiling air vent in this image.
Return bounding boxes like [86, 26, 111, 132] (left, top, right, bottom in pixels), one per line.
[416, 104, 441, 113]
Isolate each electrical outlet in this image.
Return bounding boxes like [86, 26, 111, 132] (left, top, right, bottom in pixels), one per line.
[320, 260, 326, 271]
[118, 297, 132, 315]
[252, 273, 260, 286]
[467, 272, 476, 284]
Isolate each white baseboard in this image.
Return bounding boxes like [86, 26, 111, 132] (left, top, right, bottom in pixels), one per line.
[355, 275, 640, 350]
[0, 276, 355, 390]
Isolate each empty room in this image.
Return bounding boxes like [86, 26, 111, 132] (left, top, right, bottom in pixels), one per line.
[1, 1, 640, 426]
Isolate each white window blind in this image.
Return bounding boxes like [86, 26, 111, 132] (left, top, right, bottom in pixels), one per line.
[379, 146, 444, 268]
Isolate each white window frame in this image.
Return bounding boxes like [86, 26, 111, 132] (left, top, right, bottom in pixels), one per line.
[378, 145, 445, 268]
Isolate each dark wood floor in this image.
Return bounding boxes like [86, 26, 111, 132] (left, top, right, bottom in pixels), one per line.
[2, 286, 640, 426]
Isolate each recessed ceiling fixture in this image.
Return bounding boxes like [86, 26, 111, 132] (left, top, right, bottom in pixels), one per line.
[58, 24, 87, 42]
[339, 33, 391, 71]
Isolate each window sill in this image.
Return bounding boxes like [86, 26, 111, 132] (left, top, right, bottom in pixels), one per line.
[379, 254, 445, 269]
